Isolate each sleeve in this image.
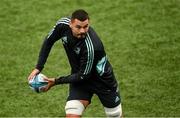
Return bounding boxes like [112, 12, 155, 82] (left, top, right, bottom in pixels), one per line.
[36, 24, 64, 71]
[55, 37, 94, 84]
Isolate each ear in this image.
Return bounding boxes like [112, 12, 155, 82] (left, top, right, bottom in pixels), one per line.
[69, 19, 75, 28]
[69, 20, 73, 28]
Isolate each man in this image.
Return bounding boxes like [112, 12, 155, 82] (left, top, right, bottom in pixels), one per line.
[28, 9, 122, 117]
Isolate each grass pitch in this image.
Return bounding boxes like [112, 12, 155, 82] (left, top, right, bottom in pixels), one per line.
[0, 0, 179, 117]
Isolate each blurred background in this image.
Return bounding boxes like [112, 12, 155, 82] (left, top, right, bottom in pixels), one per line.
[0, 0, 179, 117]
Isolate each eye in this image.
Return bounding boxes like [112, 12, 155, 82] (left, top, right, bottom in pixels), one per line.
[83, 25, 88, 29]
[75, 25, 81, 29]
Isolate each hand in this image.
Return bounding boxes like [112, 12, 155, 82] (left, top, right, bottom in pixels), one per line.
[28, 68, 40, 81]
[41, 78, 55, 92]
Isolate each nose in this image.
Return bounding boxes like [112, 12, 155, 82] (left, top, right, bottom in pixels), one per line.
[80, 28, 85, 33]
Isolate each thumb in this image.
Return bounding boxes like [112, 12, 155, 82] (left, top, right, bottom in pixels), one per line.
[43, 77, 49, 82]
[41, 78, 55, 92]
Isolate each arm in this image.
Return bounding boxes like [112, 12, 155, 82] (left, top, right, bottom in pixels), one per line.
[36, 25, 63, 71]
[55, 38, 94, 84]
[28, 24, 64, 80]
[41, 53, 94, 91]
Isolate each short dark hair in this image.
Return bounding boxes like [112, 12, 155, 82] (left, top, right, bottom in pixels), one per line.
[71, 9, 89, 21]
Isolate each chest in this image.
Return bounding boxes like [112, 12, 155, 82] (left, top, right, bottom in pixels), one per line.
[61, 33, 84, 56]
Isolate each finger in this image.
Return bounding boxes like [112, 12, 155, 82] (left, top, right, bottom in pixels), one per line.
[28, 75, 33, 81]
[28, 74, 36, 81]
[28, 69, 40, 81]
[28, 72, 35, 80]
[44, 87, 49, 92]
[44, 86, 50, 92]
[43, 77, 49, 82]
[40, 87, 46, 92]
[42, 84, 51, 92]
[40, 86, 48, 92]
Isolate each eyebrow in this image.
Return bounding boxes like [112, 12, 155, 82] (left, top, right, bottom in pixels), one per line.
[84, 24, 88, 27]
[76, 24, 89, 28]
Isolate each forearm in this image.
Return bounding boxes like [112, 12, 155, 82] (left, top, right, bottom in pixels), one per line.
[36, 24, 62, 71]
[36, 37, 55, 71]
[54, 73, 90, 85]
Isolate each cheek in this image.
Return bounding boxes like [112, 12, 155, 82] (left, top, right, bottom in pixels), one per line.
[85, 28, 88, 32]
[71, 28, 76, 34]
[85, 27, 89, 32]
[72, 27, 79, 33]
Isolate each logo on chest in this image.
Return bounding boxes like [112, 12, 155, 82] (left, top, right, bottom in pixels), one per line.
[74, 47, 81, 55]
[61, 36, 68, 44]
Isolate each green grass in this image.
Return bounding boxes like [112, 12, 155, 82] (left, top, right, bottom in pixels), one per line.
[0, 0, 180, 117]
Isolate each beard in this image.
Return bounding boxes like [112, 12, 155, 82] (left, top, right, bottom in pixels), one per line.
[77, 33, 86, 39]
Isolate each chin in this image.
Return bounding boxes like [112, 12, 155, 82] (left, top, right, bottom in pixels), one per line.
[77, 35, 85, 39]
[81, 35, 86, 38]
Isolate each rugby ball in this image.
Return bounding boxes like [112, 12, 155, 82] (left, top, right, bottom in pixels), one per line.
[29, 73, 48, 93]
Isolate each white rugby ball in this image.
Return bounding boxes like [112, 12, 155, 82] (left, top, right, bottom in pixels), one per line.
[29, 73, 48, 93]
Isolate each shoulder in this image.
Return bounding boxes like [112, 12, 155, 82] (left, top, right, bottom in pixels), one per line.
[88, 27, 99, 39]
[87, 27, 104, 51]
[53, 17, 71, 34]
[56, 17, 71, 26]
